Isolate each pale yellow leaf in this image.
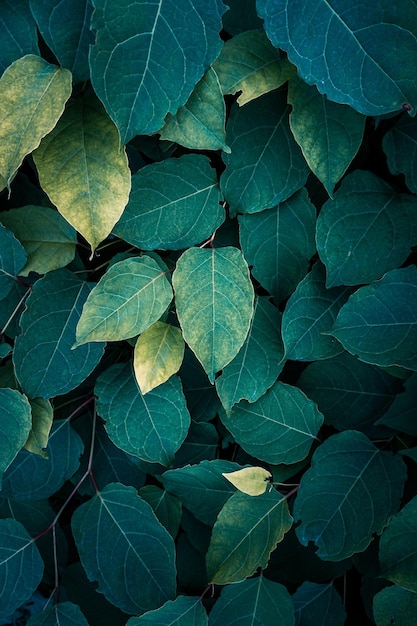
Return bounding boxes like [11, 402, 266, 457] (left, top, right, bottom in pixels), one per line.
[222, 466, 272, 496]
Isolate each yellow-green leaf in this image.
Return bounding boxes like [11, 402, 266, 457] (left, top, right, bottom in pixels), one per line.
[24, 398, 53, 459]
[222, 467, 272, 496]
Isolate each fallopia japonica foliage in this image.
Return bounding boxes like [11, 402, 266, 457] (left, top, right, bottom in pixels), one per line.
[1, 0, 417, 624]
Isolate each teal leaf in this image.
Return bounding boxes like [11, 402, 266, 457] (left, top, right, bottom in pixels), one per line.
[0, 223, 26, 299]
[216, 296, 285, 413]
[173, 247, 254, 383]
[0, 498, 54, 538]
[13, 269, 105, 399]
[221, 380, 323, 465]
[383, 114, 417, 194]
[239, 188, 316, 304]
[138, 485, 182, 539]
[0, 279, 28, 340]
[174, 421, 219, 466]
[0, 388, 31, 487]
[209, 576, 294, 626]
[376, 372, 417, 435]
[89, 0, 227, 142]
[126, 596, 208, 625]
[113, 155, 224, 251]
[294, 430, 406, 561]
[373, 585, 417, 626]
[316, 171, 417, 287]
[95, 362, 191, 466]
[221, 90, 309, 216]
[293, 581, 346, 626]
[258, 0, 417, 116]
[329, 266, 417, 371]
[179, 349, 221, 423]
[26, 601, 89, 625]
[72, 482, 176, 615]
[0, 0, 39, 75]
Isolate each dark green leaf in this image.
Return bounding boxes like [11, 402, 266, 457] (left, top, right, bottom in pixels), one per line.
[376, 372, 417, 434]
[373, 585, 417, 626]
[0, 0, 39, 75]
[126, 596, 208, 625]
[138, 485, 182, 539]
[0, 223, 26, 299]
[383, 113, 417, 194]
[223, 0, 262, 35]
[293, 581, 346, 626]
[26, 601, 89, 625]
[179, 349, 221, 423]
[24, 397, 53, 458]
[0, 388, 32, 487]
[0, 497, 54, 538]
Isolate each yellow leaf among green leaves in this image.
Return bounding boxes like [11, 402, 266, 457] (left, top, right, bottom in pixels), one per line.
[222, 466, 272, 496]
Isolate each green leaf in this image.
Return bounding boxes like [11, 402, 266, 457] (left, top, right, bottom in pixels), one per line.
[221, 89, 309, 216]
[329, 266, 417, 371]
[294, 430, 406, 561]
[206, 489, 293, 584]
[0, 388, 32, 487]
[376, 372, 417, 435]
[24, 397, 53, 458]
[173, 247, 254, 383]
[0, 518, 44, 619]
[33, 89, 131, 252]
[126, 596, 208, 626]
[174, 421, 219, 466]
[113, 155, 224, 251]
[95, 362, 190, 466]
[293, 581, 346, 626]
[179, 349, 221, 423]
[373, 585, 417, 626]
[0, 498, 54, 538]
[0, 205, 77, 276]
[222, 467, 272, 496]
[138, 485, 182, 539]
[0, 223, 27, 298]
[239, 187, 316, 304]
[222, 0, 262, 36]
[209, 576, 294, 626]
[71, 482, 176, 615]
[159, 68, 229, 153]
[0, 54, 72, 192]
[222, 380, 323, 465]
[89, 0, 226, 142]
[213, 29, 295, 106]
[288, 77, 365, 196]
[316, 171, 417, 287]
[215, 296, 285, 412]
[258, 0, 417, 116]
[0, 1, 39, 75]
[26, 601, 89, 625]
[75, 256, 173, 346]
[383, 114, 417, 194]
[13, 269, 105, 399]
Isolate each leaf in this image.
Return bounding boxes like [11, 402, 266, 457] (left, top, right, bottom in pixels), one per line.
[71, 482, 176, 615]
[0, 206, 77, 276]
[0, 518, 44, 619]
[383, 114, 417, 194]
[75, 256, 173, 346]
[33, 89, 131, 252]
[258, 0, 417, 116]
[213, 29, 295, 105]
[221, 89, 309, 216]
[222, 380, 323, 465]
[113, 155, 224, 251]
[222, 467, 272, 496]
[26, 601, 89, 625]
[179, 349, 221, 423]
[329, 266, 417, 371]
[239, 187, 316, 304]
[138, 485, 182, 539]
[0, 388, 32, 487]
[0, 498, 54, 539]
[126, 596, 208, 626]
[294, 430, 406, 561]
[89, 0, 226, 142]
[95, 362, 190, 466]
[13, 268, 105, 399]
[0, 55, 72, 192]
[373, 585, 417, 626]
[0, 223, 27, 298]
[215, 296, 285, 412]
[288, 76, 365, 196]
[222, 0, 263, 36]
[209, 576, 294, 626]
[173, 247, 254, 383]
[293, 581, 346, 626]
[206, 489, 293, 584]
[316, 171, 417, 287]
[24, 397, 53, 458]
[174, 421, 219, 467]
[159, 68, 230, 153]
[376, 372, 417, 434]
[0, 1, 39, 75]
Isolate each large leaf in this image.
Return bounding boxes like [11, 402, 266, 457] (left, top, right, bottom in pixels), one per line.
[294, 430, 406, 561]
[71, 482, 176, 615]
[26, 602, 89, 625]
[33, 89, 131, 252]
[13, 269, 105, 399]
[293, 581, 346, 626]
[113, 155, 224, 251]
[0, 388, 31, 487]
[383, 114, 417, 194]
[89, 0, 226, 142]
[0, 55, 72, 192]
[206, 489, 293, 584]
[373, 585, 417, 626]
[0, 1, 39, 75]
[173, 247, 254, 383]
[126, 596, 208, 626]
[75, 256, 173, 346]
[376, 372, 417, 435]
[221, 89, 309, 216]
[258, 0, 417, 116]
[0, 223, 26, 299]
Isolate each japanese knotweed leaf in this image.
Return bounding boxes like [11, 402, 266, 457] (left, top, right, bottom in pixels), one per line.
[138, 485, 182, 539]
[293, 581, 346, 626]
[376, 372, 417, 435]
[126, 596, 207, 625]
[95, 362, 190, 466]
[179, 349, 222, 423]
[215, 296, 285, 413]
[221, 89, 309, 216]
[113, 154, 224, 251]
[0, 388, 31, 488]
[222, 380, 323, 465]
[26, 601, 89, 625]
[71, 482, 176, 615]
[294, 430, 406, 561]
[206, 490, 293, 584]
[0, 1, 39, 75]
[373, 585, 417, 626]
[29, 0, 94, 83]
[89, 0, 227, 142]
[173, 247, 254, 383]
[0, 205, 77, 276]
[0, 223, 26, 299]
[316, 170, 417, 287]
[0, 519, 44, 619]
[383, 114, 417, 194]
[209, 577, 294, 626]
[24, 397, 53, 459]
[288, 76, 365, 196]
[258, 0, 417, 116]
[0, 55, 72, 192]
[239, 187, 316, 304]
[33, 89, 131, 252]
[329, 266, 417, 371]
[13, 269, 105, 399]
[222, 467, 272, 497]
[75, 256, 173, 346]
[174, 421, 219, 467]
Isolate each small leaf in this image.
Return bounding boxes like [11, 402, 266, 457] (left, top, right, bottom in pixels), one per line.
[373, 585, 417, 626]
[26, 601, 89, 625]
[126, 595, 207, 626]
[0, 388, 32, 487]
[222, 467, 272, 496]
[293, 581, 346, 626]
[383, 114, 417, 194]
[25, 397, 53, 458]
[0, 1, 39, 75]
[0, 223, 27, 298]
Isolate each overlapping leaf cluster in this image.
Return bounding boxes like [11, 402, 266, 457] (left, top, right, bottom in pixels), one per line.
[1, 0, 417, 624]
